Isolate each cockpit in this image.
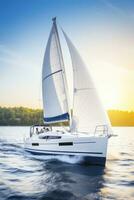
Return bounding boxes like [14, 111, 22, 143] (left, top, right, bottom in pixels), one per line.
[30, 125, 52, 137]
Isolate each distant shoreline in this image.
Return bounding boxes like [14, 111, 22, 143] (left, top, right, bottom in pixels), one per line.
[0, 107, 134, 126]
[0, 125, 134, 127]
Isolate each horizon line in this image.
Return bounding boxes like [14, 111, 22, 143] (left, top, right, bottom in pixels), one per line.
[0, 106, 134, 112]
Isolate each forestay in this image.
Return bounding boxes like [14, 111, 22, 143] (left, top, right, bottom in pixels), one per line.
[63, 31, 111, 133]
[42, 20, 69, 123]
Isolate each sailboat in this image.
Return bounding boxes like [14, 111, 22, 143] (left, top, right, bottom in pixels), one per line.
[24, 18, 112, 165]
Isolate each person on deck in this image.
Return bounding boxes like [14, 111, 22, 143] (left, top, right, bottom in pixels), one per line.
[36, 128, 39, 134]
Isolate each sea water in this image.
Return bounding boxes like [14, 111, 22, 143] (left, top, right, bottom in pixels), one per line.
[0, 127, 134, 200]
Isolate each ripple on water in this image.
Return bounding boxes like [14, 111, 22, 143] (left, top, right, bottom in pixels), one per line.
[0, 127, 134, 200]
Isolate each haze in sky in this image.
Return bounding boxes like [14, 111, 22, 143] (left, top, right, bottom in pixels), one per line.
[0, 0, 134, 110]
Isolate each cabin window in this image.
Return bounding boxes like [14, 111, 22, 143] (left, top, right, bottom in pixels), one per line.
[39, 136, 61, 139]
[32, 143, 39, 146]
[59, 142, 73, 146]
[48, 136, 61, 139]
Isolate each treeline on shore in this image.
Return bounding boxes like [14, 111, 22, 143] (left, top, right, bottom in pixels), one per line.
[0, 107, 134, 126]
[108, 110, 134, 126]
[0, 107, 43, 126]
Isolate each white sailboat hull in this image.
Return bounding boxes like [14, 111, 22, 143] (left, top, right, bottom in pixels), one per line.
[24, 19, 112, 166]
[24, 132, 108, 165]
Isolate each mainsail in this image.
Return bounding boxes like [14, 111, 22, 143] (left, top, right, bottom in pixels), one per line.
[63, 31, 111, 133]
[42, 19, 69, 123]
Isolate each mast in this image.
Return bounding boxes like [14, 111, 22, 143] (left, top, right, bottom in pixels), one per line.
[52, 17, 72, 128]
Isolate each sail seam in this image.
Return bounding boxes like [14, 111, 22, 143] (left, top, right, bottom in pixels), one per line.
[75, 87, 95, 91]
[42, 69, 62, 81]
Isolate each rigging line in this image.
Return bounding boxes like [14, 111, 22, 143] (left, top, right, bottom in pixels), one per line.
[42, 69, 62, 81]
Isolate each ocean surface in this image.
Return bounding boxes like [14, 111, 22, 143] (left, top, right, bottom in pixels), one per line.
[0, 127, 134, 200]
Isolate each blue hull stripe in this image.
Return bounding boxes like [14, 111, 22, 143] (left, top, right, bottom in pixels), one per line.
[25, 148, 103, 155]
[44, 113, 69, 122]
[25, 148, 106, 165]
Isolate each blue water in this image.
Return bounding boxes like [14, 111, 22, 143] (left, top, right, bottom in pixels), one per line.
[0, 127, 134, 200]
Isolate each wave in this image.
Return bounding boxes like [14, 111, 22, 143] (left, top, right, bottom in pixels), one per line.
[27, 153, 83, 164]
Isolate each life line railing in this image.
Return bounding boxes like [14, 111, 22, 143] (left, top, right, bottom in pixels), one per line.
[94, 125, 108, 136]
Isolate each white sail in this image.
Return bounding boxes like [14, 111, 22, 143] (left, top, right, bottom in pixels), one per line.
[42, 20, 69, 123]
[63, 31, 111, 133]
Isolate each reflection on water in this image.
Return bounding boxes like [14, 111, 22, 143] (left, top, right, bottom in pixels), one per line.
[0, 127, 134, 200]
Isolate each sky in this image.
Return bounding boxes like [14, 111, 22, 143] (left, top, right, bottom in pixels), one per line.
[0, 0, 134, 110]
